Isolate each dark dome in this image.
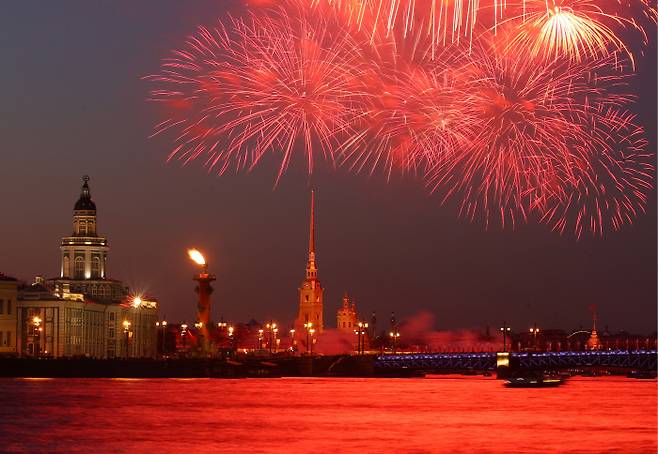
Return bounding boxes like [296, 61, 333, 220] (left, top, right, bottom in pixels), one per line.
[74, 175, 96, 211]
[74, 197, 96, 211]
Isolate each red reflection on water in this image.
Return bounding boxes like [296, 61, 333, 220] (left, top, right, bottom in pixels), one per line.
[0, 376, 655, 452]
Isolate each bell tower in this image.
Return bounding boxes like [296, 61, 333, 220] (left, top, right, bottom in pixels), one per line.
[296, 191, 324, 332]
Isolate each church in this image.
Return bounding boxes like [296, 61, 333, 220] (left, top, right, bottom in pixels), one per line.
[295, 191, 360, 336]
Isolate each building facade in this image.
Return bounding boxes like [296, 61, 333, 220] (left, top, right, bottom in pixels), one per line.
[3, 176, 157, 358]
[16, 280, 157, 358]
[0, 274, 19, 356]
[336, 293, 357, 333]
[296, 191, 324, 333]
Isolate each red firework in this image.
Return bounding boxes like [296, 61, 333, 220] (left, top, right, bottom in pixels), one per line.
[147, 2, 655, 237]
[146, 9, 362, 181]
[540, 109, 654, 238]
[338, 33, 471, 178]
[425, 38, 648, 231]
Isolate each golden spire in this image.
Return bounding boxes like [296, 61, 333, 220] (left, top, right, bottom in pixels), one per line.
[306, 190, 317, 280]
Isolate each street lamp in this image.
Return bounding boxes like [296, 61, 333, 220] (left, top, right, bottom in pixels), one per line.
[303, 322, 313, 355]
[389, 331, 401, 353]
[529, 323, 540, 350]
[157, 320, 168, 356]
[500, 322, 511, 352]
[265, 322, 278, 354]
[355, 322, 369, 355]
[309, 328, 316, 355]
[181, 323, 188, 353]
[258, 329, 264, 350]
[289, 329, 296, 352]
[226, 325, 235, 350]
[32, 316, 42, 357]
[123, 320, 132, 358]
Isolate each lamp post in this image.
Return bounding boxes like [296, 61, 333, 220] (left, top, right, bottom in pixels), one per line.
[529, 323, 540, 350]
[289, 329, 296, 352]
[265, 321, 278, 354]
[188, 249, 216, 356]
[355, 322, 368, 355]
[32, 316, 42, 357]
[389, 331, 400, 353]
[500, 322, 511, 352]
[123, 320, 131, 358]
[161, 320, 167, 356]
[180, 323, 188, 354]
[227, 325, 234, 350]
[309, 328, 316, 355]
[258, 329, 264, 350]
[304, 322, 313, 355]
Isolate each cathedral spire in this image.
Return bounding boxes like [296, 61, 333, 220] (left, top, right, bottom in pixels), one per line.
[298, 189, 324, 333]
[305, 190, 318, 280]
[309, 190, 315, 258]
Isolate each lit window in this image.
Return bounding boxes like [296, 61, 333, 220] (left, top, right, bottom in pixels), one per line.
[74, 257, 85, 278]
[79, 222, 87, 235]
[63, 256, 70, 277]
[92, 257, 101, 278]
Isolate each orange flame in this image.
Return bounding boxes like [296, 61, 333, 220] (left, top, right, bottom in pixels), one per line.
[187, 249, 206, 266]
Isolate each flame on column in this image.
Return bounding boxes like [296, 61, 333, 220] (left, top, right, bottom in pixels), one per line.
[187, 249, 206, 266]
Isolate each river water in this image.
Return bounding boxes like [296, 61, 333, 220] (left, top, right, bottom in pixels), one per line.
[0, 376, 655, 453]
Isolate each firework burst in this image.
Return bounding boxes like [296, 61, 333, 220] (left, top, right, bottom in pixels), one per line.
[540, 109, 654, 237]
[146, 10, 362, 181]
[147, 1, 655, 237]
[504, 0, 654, 65]
[338, 33, 471, 178]
[425, 39, 644, 230]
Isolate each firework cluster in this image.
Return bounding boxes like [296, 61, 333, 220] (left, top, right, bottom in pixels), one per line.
[146, 0, 655, 237]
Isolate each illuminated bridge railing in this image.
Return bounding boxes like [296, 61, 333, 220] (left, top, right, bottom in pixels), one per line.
[511, 350, 657, 370]
[374, 350, 658, 371]
[375, 353, 497, 371]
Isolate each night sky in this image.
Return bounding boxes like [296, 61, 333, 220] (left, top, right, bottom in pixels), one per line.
[1, 1, 655, 333]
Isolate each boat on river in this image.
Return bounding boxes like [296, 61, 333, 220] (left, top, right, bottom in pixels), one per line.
[505, 374, 564, 388]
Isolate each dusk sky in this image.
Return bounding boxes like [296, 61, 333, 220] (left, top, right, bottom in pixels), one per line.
[1, 1, 656, 332]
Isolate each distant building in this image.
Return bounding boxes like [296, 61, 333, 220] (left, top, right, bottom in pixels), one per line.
[2, 176, 158, 358]
[296, 191, 324, 333]
[587, 310, 601, 350]
[16, 279, 157, 358]
[0, 274, 19, 355]
[49, 176, 127, 302]
[336, 293, 357, 333]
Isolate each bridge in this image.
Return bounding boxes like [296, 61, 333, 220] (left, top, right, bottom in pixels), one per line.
[374, 350, 658, 372]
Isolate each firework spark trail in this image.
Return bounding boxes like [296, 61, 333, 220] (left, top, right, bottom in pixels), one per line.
[503, 0, 654, 66]
[540, 109, 654, 238]
[146, 9, 364, 182]
[147, 2, 655, 237]
[424, 39, 648, 230]
[308, 0, 656, 61]
[337, 32, 474, 178]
